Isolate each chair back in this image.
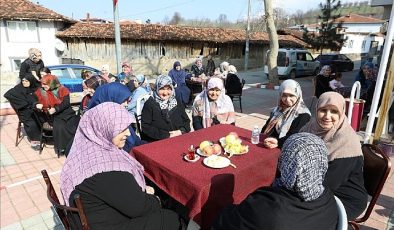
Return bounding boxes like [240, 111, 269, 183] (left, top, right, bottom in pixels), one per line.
[334, 196, 348, 230]
[135, 94, 151, 134]
[41, 170, 90, 230]
[355, 144, 391, 223]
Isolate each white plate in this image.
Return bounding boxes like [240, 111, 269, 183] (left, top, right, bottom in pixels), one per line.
[184, 154, 200, 163]
[196, 148, 221, 157]
[203, 155, 231, 169]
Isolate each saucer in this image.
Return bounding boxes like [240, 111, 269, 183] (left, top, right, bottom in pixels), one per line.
[184, 154, 200, 163]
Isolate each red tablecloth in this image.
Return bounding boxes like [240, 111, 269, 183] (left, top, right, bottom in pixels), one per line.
[132, 124, 280, 229]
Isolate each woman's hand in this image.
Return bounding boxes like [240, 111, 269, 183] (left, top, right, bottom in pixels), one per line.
[145, 186, 155, 195]
[169, 130, 182, 137]
[48, 108, 56, 115]
[263, 137, 278, 149]
[36, 104, 43, 110]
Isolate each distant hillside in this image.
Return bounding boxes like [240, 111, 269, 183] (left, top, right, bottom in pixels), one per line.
[300, 1, 384, 24]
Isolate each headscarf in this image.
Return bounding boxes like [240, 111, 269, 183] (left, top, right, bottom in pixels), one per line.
[84, 75, 106, 90]
[168, 61, 190, 85]
[60, 102, 146, 205]
[263, 80, 311, 138]
[319, 65, 331, 76]
[21, 73, 39, 94]
[87, 82, 132, 109]
[193, 77, 235, 128]
[35, 75, 69, 108]
[153, 75, 177, 111]
[300, 92, 362, 161]
[28, 48, 42, 62]
[228, 65, 237, 74]
[195, 58, 203, 69]
[274, 133, 328, 201]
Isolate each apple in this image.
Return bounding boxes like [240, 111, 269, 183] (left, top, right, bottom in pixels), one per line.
[199, 141, 211, 150]
[213, 144, 222, 154]
[203, 145, 215, 156]
[229, 132, 239, 138]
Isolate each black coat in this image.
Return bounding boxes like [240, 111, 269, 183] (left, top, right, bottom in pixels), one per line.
[69, 171, 181, 230]
[315, 74, 333, 98]
[261, 113, 311, 148]
[19, 58, 44, 81]
[212, 187, 337, 230]
[225, 73, 242, 95]
[141, 97, 191, 142]
[4, 84, 41, 141]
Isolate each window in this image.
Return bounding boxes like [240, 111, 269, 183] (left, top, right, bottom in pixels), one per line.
[348, 40, 354, 49]
[6, 21, 38, 42]
[305, 53, 314, 61]
[50, 68, 71, 79]
[10, 58, 25, 72]
[361, 40, 366, 49]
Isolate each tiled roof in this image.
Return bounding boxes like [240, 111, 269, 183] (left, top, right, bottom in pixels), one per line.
[334, 13, 385, 24]
[0, 0, 74, 22]
[56, 22, 308, 47]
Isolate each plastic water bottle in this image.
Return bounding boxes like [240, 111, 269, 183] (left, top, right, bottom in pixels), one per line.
[251, 125, 260, 144]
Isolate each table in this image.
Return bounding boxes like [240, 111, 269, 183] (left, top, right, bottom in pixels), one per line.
[132, 124, 280, 229]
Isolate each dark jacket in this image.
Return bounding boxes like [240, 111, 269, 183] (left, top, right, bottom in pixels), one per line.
[225, 73, 242, 95]
[19, 58, 44, 81]
[141, 97, 191, 142]
[212, 187, 337, 230]
[69, 171, 181, 230]
[315, 74, 333, 98]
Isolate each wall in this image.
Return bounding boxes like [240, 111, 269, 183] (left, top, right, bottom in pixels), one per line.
[343, 23, 383, 33]
[60, 39, 268, 76]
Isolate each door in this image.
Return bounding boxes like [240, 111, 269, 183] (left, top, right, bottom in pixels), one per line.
[305, 52, 315, 75]
[296, 52, 307, 76]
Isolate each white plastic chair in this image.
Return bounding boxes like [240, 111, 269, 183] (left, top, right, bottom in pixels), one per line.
[134, 94, 151, 135]
[334, 196, 348, 230]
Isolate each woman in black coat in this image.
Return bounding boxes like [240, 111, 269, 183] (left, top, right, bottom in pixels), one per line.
[141, 75, 191, 142]
[315, 65, 333, 98]
[4, 73, 41, 149]
[19, 48, 44, 86]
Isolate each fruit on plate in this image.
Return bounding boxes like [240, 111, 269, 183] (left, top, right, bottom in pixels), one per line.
[199, 141, 211, 151]
[221, 132, 249, 156]
[199, 141, 222, 156]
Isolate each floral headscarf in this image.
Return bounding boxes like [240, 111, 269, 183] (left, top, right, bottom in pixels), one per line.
[153, 75, 177, 111]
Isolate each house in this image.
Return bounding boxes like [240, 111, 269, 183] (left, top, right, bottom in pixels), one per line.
[56, 22, 307, 75]
[297, 13, 385, 60]
[0, 0, 74, 81]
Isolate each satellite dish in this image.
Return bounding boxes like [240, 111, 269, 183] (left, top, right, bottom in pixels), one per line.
[55, 38, 66, 52]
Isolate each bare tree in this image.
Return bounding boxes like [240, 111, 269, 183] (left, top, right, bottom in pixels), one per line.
[264, 0, 279, 86]
[292, 10, 305, 25]
[168, 12, 183, 25]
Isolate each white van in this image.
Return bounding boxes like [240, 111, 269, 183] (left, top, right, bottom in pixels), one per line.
[264, 48, 320, 79]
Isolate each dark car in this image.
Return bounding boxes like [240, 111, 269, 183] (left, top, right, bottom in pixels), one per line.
[47, 64, 100, 93]
[315, 54, 354, 72]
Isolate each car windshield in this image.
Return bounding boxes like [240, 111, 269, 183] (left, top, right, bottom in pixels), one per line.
[50, 68, 70, 78]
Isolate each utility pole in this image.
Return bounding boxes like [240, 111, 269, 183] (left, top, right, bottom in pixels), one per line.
[244, 0, 251, 71]
[113, 0, 122, 74]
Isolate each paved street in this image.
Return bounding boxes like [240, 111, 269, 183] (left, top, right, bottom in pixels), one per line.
[1, 67, 393, 230]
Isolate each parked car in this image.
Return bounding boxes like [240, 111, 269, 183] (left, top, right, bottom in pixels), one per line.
[264, 48, 320, 79]
[315, 54, 354, 72]
[46, 64, 100, 93]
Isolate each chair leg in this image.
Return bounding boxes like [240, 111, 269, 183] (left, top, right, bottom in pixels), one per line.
[15, 121, 22, 147]
[239, 97, 242, 113]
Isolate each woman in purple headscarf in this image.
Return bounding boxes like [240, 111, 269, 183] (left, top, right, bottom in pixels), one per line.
[60, 102, 183, 230]
[168, 61, 191, 106]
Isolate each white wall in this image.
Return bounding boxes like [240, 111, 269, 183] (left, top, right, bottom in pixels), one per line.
[343, 23, 382, 33]
[340, 33, 384, 54]
[0, 20, 64, 76]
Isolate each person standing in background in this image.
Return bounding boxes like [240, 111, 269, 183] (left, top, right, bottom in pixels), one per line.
[118, 62, 133, 83]
[206, 55, 216, 76]
[19, 48, 45, 84]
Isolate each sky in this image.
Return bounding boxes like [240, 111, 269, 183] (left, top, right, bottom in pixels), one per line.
[36, 0, 355, 24]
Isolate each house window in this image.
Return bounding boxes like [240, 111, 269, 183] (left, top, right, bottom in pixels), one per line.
[348, 40, 354, 49]
[7, 21, 38, 42]
[361, 40, 366, 49]
[10, 58, 25, 72]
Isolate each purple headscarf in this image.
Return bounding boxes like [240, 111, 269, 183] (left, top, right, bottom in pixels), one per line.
[60, 102, 146, 205]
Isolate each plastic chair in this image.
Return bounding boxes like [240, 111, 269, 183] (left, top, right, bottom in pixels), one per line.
[41, 170, 90, 230]
[33, 110, 54, 155]
[334, 196, 348, 230]
[134, 94, 151, 135]
[349, 144, 392, 229]
[227, 78, 246, 113]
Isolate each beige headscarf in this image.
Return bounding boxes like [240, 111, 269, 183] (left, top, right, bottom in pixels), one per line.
[300, 92, 362, 161]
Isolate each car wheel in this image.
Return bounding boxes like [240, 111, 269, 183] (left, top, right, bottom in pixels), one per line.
[289, 70, 296, 79]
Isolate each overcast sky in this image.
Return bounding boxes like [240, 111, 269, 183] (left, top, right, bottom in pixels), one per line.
[36, 0, 356, 23]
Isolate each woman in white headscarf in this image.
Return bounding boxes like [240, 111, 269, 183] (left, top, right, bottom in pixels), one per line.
[261, 79, 311, 149]
[192, 77, 235, 130]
